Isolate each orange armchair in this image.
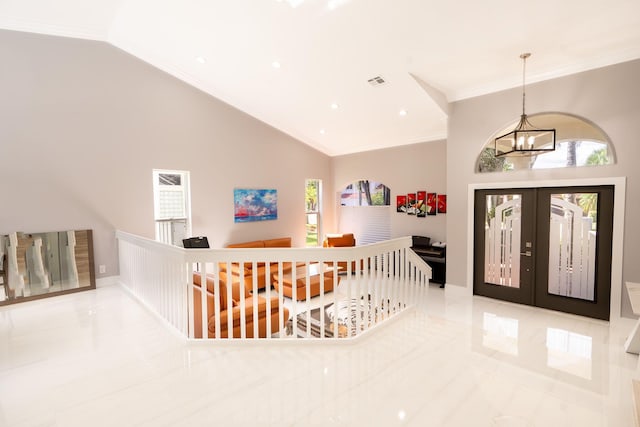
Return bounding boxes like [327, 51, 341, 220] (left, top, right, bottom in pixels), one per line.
[323, 233, 358, 271]
[191, 272, 289, 339]
[323, 233, 356, 248]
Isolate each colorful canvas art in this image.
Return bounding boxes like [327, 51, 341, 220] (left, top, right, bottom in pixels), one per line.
[437, 194, 447, 213]
[427, 193, 437, 215]
[396, 195, 407, 212]
[234, 189, 278, 223]
[407, 193, 417, 215]
[416, 191, 427, 217]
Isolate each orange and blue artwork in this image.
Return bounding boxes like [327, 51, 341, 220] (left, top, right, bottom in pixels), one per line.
[234, 189, 278, 223]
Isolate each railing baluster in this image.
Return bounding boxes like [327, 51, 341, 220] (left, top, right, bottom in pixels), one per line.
[265, 261, 272, 340]
[277, 262, 285, 339]
[252, 261, 259, 339]
[319, 261, 324, 338]
[238, 262, 246, 339]
[212, 263, 221, 340]
[292, 265, 298, 337]
[199, 264, 208, 340]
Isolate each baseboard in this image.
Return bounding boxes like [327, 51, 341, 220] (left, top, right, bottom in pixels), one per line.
[444, 282, 472, 297]
[633, 379, 640, 427]
[96, 275, 120, 288]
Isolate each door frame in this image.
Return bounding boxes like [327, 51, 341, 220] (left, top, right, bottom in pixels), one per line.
[466, 177, 626, 320]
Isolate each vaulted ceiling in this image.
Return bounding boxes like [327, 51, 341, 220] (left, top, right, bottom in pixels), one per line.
[2, 0, 640, 156]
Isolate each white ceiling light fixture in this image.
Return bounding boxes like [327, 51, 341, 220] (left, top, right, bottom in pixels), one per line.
[330, 102, 339, 110]
[399, 109, 407, 116]
[272, 61, 281, 69]
[320, 129, 326, 135]
[494, 53, 556, 157]
[195, 56, 206, 64]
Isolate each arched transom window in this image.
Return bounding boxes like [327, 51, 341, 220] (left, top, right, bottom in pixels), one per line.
[477, 113, 615, 173]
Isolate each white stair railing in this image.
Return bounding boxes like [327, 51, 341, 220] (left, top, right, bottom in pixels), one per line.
[116, 231, 431, 341]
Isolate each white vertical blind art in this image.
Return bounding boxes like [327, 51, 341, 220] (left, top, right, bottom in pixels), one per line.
[548, 195, 597, 301]
[484, 196, 521, 287]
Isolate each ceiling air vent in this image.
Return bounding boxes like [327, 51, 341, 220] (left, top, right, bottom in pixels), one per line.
[367, 76, 386, 86]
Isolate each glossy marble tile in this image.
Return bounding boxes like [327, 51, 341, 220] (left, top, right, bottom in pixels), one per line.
[0, 283, 637, 426]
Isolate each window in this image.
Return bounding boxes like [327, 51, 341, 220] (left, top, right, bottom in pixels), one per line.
[153, 170, 191, 246]
[477, 113, 615, 173]
[305, 179, 322, 246]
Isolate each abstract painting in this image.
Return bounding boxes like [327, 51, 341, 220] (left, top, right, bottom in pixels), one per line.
[234, 189, 278, 223]
[427, 193, 437, 215]
[437, 194, 447, 214]
[396, 195, 407, 213]
[407, 193, 417, 215]
[417, 191, 427, 217]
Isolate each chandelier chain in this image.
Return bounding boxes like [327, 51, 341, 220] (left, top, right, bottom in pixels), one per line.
[521, 52, 530, 117]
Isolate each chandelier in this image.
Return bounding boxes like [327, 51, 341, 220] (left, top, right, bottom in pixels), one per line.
[495, 53, 556, 157]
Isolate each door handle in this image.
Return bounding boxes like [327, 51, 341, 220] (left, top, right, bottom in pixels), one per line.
[520, 251, 532, 257]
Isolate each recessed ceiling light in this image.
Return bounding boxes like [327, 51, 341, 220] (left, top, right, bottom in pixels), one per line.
[195, 56, 206, 64]
[330, 103, 339, 110]
[399, 109, 408, 116]
[272, 61, 281, 69]
[320, 129, 326, 135]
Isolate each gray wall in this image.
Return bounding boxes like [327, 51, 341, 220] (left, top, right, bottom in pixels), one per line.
[332, 140, 447, 242]
[0, 30, 334, 278]
[447, 59, 640, 317]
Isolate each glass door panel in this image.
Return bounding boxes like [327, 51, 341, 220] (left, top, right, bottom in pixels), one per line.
[535, 186, 613, 320]
[474, 189, 535, 305]
[484, 194, 522, 288]
[548, 193, 598, 302]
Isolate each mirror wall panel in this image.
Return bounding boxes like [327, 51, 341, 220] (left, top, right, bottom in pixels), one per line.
[0, 229, 95, 305]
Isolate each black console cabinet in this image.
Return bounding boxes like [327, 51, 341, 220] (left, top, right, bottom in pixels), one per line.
[410, 236, 446, 286]
[422, 251, 446, 285]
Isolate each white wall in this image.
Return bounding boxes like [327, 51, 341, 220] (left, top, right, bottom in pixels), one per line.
[447, 59, 640, 318]
[332, 140, 447, 242]
[0, 30, 334, 278]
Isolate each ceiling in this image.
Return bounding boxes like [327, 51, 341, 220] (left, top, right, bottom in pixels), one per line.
[2, 0, 640, 156]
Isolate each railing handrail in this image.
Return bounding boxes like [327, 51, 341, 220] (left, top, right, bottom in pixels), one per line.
[115, 230, 413, 263]
[116, 230, 430, 341]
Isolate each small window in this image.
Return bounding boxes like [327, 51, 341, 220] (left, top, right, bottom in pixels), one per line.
[153, 169, 191, 246]
[158, 173, 182, 186]
[477, 113, 615, 173]
[305, 179, 322, 246]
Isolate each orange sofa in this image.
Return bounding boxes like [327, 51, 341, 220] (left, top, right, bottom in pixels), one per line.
[223, 237, 297, 291]
[191, 271, 289, 338]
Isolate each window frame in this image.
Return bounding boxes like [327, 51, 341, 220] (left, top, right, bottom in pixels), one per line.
[305, 179, 322, 247]
[152, 169, 192, 245]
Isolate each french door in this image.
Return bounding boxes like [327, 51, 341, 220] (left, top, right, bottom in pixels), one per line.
[473, 186, 614, 320]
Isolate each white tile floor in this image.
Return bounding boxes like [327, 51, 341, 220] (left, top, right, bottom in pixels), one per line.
[0, 283, 638, 427]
